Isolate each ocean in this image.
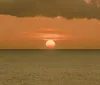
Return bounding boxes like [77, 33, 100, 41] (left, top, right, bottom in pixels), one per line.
[0, 49, 100, 85]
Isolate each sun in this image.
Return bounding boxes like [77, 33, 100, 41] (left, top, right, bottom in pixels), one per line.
[46, 40, 55, 49]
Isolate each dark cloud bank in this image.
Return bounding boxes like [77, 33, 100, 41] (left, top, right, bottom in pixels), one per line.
[0, 0, 100, 19]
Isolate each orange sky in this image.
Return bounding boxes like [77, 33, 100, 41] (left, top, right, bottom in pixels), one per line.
[0, 15, 100, 49]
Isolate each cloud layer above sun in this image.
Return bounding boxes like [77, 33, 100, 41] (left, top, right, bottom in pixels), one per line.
[0, 0, 100, 19]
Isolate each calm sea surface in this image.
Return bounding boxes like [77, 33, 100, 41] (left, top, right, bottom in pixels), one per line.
[0, 49, 100, 85]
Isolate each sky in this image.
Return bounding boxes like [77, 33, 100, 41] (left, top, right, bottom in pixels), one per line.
[0, 0, 100, 49]
[0, 15, 100, 49]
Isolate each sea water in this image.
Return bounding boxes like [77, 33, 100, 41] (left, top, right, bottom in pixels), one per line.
[0, 49, 100, 85]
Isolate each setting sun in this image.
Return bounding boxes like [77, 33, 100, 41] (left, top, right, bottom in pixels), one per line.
[46, 40, 55, 49]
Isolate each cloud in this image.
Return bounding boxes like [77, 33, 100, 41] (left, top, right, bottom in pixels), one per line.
[0, 0, 100, 19]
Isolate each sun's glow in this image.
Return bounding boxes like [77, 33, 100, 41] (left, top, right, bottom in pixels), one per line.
[46, 40, 55, 48]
